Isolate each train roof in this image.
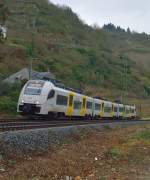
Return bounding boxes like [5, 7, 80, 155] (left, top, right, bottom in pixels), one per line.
[26, 80, 136, 108]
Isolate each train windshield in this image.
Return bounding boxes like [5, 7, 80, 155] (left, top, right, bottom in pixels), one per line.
[24, 81, 45, 95]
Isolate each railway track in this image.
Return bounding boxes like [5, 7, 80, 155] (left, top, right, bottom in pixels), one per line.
[0, 118, 149, 132]
[0, 117, 28, 123]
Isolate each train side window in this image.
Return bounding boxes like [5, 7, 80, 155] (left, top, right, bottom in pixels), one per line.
[104, 106, 111, 113]
[86, 101, 92, 109]
[95, 103, 100, 111]
[56, 95, 68, 106]
[114, 106, 118, 112]
[74, 101, 82, 109]
[69, 95, 73, 106]
[119, 107, 124, 112]
[47, 90, 55, 99]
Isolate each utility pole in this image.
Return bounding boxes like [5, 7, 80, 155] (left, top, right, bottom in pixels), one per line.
[120, 55, 128, 105]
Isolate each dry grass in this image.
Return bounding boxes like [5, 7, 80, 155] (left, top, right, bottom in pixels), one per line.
[0, 125, 150, 179]
[128, 52, 150, 71]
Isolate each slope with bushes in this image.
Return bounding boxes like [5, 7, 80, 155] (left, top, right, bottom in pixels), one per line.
[0, 0, 150, 115]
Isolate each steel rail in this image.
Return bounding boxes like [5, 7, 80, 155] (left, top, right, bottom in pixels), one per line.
[0, 119, 149, 132]
[0, 118, 141, 126]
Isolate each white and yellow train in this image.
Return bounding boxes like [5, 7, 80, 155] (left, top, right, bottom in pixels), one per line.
[17, 80, 137, 119]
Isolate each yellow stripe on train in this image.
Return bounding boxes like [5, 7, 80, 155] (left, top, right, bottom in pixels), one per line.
[80, 96, 87, 116]
[66, 92, 74, 116]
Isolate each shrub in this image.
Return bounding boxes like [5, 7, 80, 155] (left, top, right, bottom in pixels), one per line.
[0, 82, 21, 114]
[135, 130, 150, 141]
[0, 96, 17, 113]
[105, 147, 122, 159]
[103, 124, 112, 130]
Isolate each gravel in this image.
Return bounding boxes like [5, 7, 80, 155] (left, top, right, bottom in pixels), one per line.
[0, 121, 149, 156]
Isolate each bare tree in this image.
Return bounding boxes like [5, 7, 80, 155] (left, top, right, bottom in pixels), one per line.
[0, 1, 9, 25]
[0, 1, 9, 40]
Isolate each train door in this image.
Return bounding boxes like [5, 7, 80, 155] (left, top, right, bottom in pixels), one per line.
[100, 102, 104, 118]
[122, 105, 126, 119]
[92, 98, 95, 117]
[66, 92, 74, 116]
[117, 104, 119, 119]
[80, 96, 86, 116]
[111, 104, 115, 118]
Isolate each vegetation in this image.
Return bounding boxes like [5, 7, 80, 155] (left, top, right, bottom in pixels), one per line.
[0, 0, 9, 25]
[0, 82, 21, 114]
[0, 0, 150, 115]
[105, 147, 123, 159]
[135, 130, 150, 141]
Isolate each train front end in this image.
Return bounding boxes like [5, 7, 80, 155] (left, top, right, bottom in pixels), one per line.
[17, 80, 52, 116]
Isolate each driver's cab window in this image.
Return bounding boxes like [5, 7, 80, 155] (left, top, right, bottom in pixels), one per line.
[47, 90, 55, 99]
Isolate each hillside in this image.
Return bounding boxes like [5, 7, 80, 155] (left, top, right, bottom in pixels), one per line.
[1, 0, 150, 115]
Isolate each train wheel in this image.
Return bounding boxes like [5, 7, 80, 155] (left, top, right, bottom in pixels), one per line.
[47, 112, 55, 120]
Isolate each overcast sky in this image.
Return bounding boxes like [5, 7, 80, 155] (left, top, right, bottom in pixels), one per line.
[50, 0, 150, 33]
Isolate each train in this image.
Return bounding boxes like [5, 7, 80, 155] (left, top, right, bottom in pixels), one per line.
[17, 80, 137, 120]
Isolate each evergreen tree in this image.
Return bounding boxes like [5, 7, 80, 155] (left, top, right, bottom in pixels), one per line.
[103, 23, 126, 33]
[127, 27, 131, 34]
[103, 23, 116, 32]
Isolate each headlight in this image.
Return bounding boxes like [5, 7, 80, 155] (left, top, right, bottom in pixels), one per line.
[35, 101, 40, 105]
[21, 99, 24, 103]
